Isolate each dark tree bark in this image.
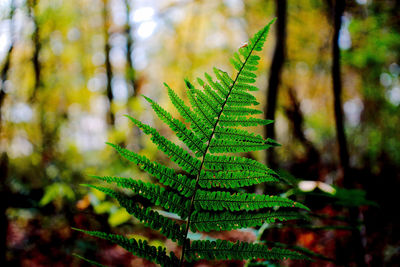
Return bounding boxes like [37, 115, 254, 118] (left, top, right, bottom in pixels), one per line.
[332, 0, 350, 186]
[103, 0, 115, 125]
[123, 0, 143, 150]
[0, 3, 15, 262]
[29, 0, 42, 103]
[0, 153, 9, 267]
[284, 88, 321, 179]
[124, 0, 137, 96]
[265, 0, 287, 168]
[0, 50, 12, 123]
[330, 1, 366, 266]
[0, 0, 15, 128]
[26, 0, 51, 177]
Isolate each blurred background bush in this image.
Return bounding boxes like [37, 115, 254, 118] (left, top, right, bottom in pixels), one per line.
[0, 0, 399, 266]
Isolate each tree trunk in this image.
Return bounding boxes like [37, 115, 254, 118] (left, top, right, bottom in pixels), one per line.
[265, 0, 287, 168]
[0, 0, 15, 129]
[0, 153, 9, 266]
[123, 0, 143, 150]
[29, 0, 42, 103]
[284, 87, 321, 179]
[0, 3, 15, 261]
[332, 0, 350, 185]
[124, 0, 136, 96]
[331, 1, 365, 266]
[103, 0, 114, 125]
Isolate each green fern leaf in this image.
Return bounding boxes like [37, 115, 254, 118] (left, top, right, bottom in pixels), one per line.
[197, 77, 224, 107]
[186, 239, 310, 261]
[209, 139, 275, 153]
[205, 72, 229, 99]
[91, 174, 194, 206]
[166, 83, 212, 141]
[190, 210, 306, 232]
[203, 154, 274, 173]
[230, 90, 257, 102]
[86, 181, 186, 244]
[186, 82, 220, 117]
[186, 82, 216, 127]
[194, 190, 309, 211]
[124, 115, 201, 175]
[219, 116, 273, 127]
[212, 68, 233, 93]
[222, 106, 262, 116]
[198, 170, 279, 189]
[84, 183, 190, 219]
[214, 127, 268, 143]
[73, 228, 179, 267]
[105, 144, 195, 197]
[143, 95, 206, 157]
[233, 83, 259, 91]
[213, 127, 281, 150]
[225, 98, 259, 107]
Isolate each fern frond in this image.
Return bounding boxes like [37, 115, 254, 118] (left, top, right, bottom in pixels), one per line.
[214, 127, 276, 144]
[105, 144, 195, 197]
[125, 115, 201, 175]
[219, 116, 273, 127]
[213, 68, 260, 104]
[198, 170, 279, 189]
[166, 83, 211, 141]
[196, 77, 224, 107]
[186, 81, 219, 116]
[214, 127, 262, 142]
[229, 90, 257, 102]
[212, 68, 233, 93]
[143, 95, 206, 157]
[93, 174, 194, 198]
[204, 72, 229, 99]
[79, 20, 312, 266]
[258, 241, 329, 262]
[186, 239, 309, 262]
[123, 205, 186, 245]
[186, 82, 216, 127]
[225, 98, 259, 107]
[233, 83, 259, 92]
[194, 190, 309, 212]
[190, 210, 305, 232]
[209, 139, 275, 153]
[222, 106, 262, 116]
[203, 154, 274, 173]
[228, 20, 274, 96]
[229, 52, 242, 71]
[84, 182, 190, 218]
[87, 182, 186, 244]
[73, 228, 179, 267]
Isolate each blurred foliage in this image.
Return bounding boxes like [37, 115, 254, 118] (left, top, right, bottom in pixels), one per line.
[0, 0, 399, 266]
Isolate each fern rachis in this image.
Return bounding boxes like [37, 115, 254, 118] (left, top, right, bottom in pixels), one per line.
[75, 19, 310, 266]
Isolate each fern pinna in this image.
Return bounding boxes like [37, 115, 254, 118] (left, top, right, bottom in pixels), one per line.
[75, 19, 310, 266]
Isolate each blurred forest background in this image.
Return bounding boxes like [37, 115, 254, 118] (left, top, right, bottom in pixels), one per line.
[0, 0, 399, 266]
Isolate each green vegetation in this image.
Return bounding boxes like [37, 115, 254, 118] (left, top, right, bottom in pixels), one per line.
[74, 21, 310, 266]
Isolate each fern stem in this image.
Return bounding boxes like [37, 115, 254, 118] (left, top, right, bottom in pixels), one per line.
[179, 31, 266, 267]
